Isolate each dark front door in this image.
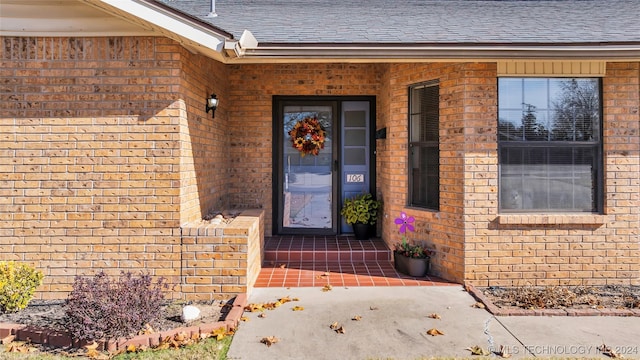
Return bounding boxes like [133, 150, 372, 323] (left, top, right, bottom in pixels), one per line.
[273, 97, 375, 235]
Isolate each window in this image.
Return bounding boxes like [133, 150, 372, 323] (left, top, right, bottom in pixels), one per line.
[409, 81, 439, 210]
[498, 78, 602, 212]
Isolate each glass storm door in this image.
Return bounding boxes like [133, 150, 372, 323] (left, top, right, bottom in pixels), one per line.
[274, 98, 374, 235]
[279, 102, 336, 234]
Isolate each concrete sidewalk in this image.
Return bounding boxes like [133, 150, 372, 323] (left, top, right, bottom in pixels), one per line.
[226, 286, 640, 360]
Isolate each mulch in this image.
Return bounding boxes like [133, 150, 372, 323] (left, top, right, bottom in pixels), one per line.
[466, 284, 640, 317]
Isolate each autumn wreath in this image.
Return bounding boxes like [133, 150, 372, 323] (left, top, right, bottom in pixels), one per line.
[288, 116, 326, 156]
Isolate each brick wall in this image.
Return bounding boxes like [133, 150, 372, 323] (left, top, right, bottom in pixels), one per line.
[381, 61, 639, 286]
[1, 34, 637, 296]
[0, 36, 230, 299]
[180, 209, 264, 301]
[178, 48, 230, 224]
[380, 63, 478, 283]
[461, 62, 640, 287]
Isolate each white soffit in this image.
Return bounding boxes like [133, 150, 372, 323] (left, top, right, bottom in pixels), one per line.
[0, 0, 154, 36]
[1, 0, 230, 62]
[78, 0, 229, 61]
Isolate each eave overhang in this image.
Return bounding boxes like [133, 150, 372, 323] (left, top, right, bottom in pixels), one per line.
[0, 0, 233, 63]
[227, 42, 640, 64]
[78, 0, 233, 62]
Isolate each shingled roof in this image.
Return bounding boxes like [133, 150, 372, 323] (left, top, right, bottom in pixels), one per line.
[159, 0, 640, 45]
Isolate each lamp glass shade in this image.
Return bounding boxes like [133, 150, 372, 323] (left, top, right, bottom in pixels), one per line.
[207, 96, 218, 109]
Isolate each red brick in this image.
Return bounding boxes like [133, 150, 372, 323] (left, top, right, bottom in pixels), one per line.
[199, 321, 227, 334]
[121, 334, 150, 349]
[45, 330, 72, 348]
[0, 324, 25, 338]
[16, 326, 45, 343]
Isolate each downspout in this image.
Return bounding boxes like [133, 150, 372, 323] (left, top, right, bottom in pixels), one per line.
[224, 30, 258, 58]
[206, 0, 217, 17]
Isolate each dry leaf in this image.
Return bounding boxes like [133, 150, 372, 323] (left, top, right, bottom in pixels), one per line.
[240, 316, 250, 322]
[472, 302, 486, 309]
[336, 326, 346, 334]
[495, 345, 512, 358]
[369, 306, 379, 310]
[330, 322, 340, 330]
[86, 348, 101, 358]
[174, 331, 188, 342]
[85, 341, 100, 351]
[258, 313, 267, 318]
[8, 342, 35, 353]
[157, 337, 171, 350]
[292, 297, 300, 301]
[212, 327, 228, 341]
[126, 344, 137, 353]
[292, 306, 304, 311]
[138, 323, 154, 335]
[598, 343, 623, 358]
[279, 296, 291, 303]
[322, 284, 333, 292]
[245, 303, 264, 312]
[260, 336, 279, 347]
[352, 315, 362, 321]
[428, 313, 441, 319]
[1, 334, 15, 345]
[426, 328, 445, 336]
[467, 345, 490, 356]
[279, 264, 286, 269]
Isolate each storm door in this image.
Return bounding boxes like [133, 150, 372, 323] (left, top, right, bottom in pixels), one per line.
[274, 97, 374, 235]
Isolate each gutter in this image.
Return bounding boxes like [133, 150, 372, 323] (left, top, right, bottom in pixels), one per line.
[226, 41, 640, 63]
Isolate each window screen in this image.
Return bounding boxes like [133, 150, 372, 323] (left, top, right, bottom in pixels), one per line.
[498, 78, 602, 212]
[409, 81, 439, 210]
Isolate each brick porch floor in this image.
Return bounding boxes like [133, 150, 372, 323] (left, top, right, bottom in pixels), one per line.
[255, 236, 456, 287]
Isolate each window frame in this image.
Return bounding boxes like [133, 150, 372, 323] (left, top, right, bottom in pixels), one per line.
[408, 80, 440, 211]
[497, 77, 604, 214]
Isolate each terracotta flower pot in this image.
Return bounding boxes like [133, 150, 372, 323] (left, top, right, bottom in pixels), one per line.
[394, 252, 429, 277]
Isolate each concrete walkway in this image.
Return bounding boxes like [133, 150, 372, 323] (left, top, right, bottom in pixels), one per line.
[227, 286, 640, 359]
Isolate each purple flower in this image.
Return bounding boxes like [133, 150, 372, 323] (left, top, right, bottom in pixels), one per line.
[394, 212, 415, 234]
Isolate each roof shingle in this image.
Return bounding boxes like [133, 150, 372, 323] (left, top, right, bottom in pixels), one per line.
[158, 0, 640, 44]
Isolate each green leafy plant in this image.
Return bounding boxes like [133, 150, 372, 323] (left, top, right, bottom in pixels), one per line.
[0, 261, 44, 313]
[394, 212, 431, 259]
[340, 193, 381, 225]
[64, 271, 167, 341]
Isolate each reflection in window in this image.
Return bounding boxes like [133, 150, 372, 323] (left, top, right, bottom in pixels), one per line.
[498, 78, 602, 212]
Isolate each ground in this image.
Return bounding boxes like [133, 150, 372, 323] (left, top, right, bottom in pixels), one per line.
[0, 299, 227, 339]
[480, 285, 640, 311]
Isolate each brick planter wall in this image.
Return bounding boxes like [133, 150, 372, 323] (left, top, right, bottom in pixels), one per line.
[181, 210, 264, 301]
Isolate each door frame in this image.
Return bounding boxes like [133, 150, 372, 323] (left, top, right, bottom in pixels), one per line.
[272, 95, 376, 236]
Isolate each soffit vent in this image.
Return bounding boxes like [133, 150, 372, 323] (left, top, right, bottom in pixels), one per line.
[497, 61, 606, 77]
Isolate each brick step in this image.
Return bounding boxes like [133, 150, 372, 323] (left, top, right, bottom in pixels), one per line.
[263, 236, 392, 264]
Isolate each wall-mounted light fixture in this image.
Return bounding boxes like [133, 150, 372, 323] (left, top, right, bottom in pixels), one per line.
[205, 93, 218, 118]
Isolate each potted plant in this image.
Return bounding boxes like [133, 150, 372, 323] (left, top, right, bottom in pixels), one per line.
[393, 212, 432, 277]
[340, 193, 381, 240]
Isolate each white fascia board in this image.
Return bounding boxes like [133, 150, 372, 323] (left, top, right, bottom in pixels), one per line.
[79, 0, 230, 54]
[231, 44, 640, 63]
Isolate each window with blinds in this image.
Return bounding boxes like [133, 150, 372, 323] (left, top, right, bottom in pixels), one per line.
[409, 81, 439, 210]
[498, 78, 602, 212]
